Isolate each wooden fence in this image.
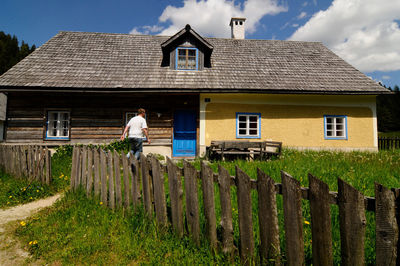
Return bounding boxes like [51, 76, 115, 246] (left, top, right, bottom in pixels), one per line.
[378, 136, 400, 150]
[0, 145, 52, 184]
[71, 146, 399, 265]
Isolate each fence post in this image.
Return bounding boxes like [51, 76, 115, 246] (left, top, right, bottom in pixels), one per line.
[183, 160, 200, 246]
[140, 153, 153, 216]
[81, 146, 87, 189]
[121, 153, 130, 208]
[113, 151, 122, 208]
[75, 147, 82, 190]
[218, 165, 235, 255]
[236, 166, 255, 265]
[86, 147, 93, 196]
[100, 149, 108, 205]
[108, 150, 115, 209]
[167, 157, 184, 237]
[70, 146, 78, 190]
[308, 174, 333, 265]
[150, 156, 168, 226]
[281, 171, 304, 266]
[130, 156, 140, 207]
[257, 168, 280, 264]
[45, 147, 51, 185]
[338, 178, 366, 265]
[93, 148, 101, 197]
[375, 183, 398, 265]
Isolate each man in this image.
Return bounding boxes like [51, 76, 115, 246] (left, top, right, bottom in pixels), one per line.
[120, 108, 151, 160]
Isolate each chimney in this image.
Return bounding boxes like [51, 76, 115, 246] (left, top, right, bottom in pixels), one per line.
[230, 17, 246, 39]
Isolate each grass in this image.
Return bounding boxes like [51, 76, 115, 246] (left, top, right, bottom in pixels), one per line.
[0, 146, 71, 209]
[15, 189, 235, 265]
[11, 148, 400, 265]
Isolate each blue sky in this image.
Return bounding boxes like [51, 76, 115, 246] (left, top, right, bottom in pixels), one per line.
[1, 0, 399, 88]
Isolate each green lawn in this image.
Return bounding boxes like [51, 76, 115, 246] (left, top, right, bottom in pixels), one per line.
[13, 149, 400, 265]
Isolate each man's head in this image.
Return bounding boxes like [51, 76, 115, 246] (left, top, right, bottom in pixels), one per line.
[138, 108, 146, 117]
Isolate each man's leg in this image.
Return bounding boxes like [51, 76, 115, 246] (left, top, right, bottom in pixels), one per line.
[133, 138, 143, 160]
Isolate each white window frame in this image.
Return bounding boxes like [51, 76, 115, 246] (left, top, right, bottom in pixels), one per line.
[236, 112, 261, 139]
[125, 112, 147, 125]
[324, 115, 348, 140]
[175, 47, 198, 70]
[46, 111, 70, 140]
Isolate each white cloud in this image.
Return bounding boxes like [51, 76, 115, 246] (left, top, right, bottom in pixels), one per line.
[289, 0, 400, 72]
[382, 75, 391, 80]
[292, 24, 299, 27]
[297, 11, 307, 19]
[130, 25, 164, 35]
[130, 0, 287, 38]
[302, 2, 308, 7]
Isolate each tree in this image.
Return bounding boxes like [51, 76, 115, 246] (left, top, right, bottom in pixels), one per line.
[0, 31, 36, 75]
[377, 85, 400, 132]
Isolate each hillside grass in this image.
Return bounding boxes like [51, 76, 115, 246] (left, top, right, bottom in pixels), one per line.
[13, 148, 400, 265]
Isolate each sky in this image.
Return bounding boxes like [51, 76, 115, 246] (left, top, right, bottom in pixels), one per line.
[1, 0, 399, 89]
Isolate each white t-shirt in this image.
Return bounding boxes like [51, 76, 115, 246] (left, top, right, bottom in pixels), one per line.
[127, 115, 148, 138]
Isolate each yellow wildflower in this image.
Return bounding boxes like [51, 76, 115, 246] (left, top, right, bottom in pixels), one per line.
[29, 241, 33, 245]
[7, 202, 10, 204]
[29, 197, 33, 200]
[32, 240, 38, 245]
[9, 195, 12, 198]
[22, 188, 26, 191]
[304, 220, 310, 225]
[20, 221, 26, 226]
[36, 190, 39, 193]
[100, 202, 103, 205]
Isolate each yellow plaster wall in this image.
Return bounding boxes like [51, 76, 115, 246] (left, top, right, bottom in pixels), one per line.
[205, 102, 375, 149]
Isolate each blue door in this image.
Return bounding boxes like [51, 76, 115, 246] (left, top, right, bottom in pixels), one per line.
[173, 110, 197, 157]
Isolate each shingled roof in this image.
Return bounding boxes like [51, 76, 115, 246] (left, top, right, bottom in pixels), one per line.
[0, 30, 389, 94]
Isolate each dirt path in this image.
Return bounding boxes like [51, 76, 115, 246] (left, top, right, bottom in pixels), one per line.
[0, 194, 62, 266]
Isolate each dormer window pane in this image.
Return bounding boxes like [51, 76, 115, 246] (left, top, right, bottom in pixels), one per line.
[176, 48, 198, 70]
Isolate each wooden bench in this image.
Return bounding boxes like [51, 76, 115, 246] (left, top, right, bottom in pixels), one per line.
[207, 140, 282, 161]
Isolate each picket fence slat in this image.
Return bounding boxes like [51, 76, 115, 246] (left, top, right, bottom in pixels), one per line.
[100, 149, 108, 204]
[121, 154, 130, 208]
[113, 152, 122, 208]
[108, 151, 115, 209]
[93, 148, 101, 197]
[151, 156, 168, 226]
[236, 166, 255, 265]
[167, 157, 184, 237]
[45, 147, 51, 185]
[375, 183, 398, 265]
[218, 165, 234, 255]
[257, 168, 280, 265]
[70, 147, 78, 190]
[338, 178, 366, 266]
[308, 174, 333, 265]
[183, 160, 200, 246]
[140, 153, 153, 215]
[86, 148, 93, 196]
[131, 156, 140, 207]
[281, 171, 304, 266]
[81, 147, 87, 188]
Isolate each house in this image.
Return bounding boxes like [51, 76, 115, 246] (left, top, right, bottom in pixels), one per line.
[0, 18, 390, 157]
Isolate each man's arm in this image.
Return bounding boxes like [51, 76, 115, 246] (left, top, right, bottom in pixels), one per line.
[120, 125, 130, 141]
[142, 128, 151, 144]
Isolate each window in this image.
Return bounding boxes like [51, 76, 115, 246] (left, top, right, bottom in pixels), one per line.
[46, 111, 70, 139]
[125, 112, 147, 125]
[324, 115, 347, 139]
[176, 47, 198, 70]
[236, 113, 261, 138]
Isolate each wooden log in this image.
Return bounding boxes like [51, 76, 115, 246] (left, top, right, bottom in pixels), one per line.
[113, 151, 122, 208]
[45, 147, 51, 185]
[308, 174, 333, 265]
[140, 153, 153, 215]
[131, 156, 140, 207]
[183, 160, 200, 246]
[100, 149, 108, 204]
[338, 178, 366, 266]
[81, 146, 87, 188]
[257, 168, 280, 265]
[151, 156, 168, 226]
[167, 157, 184, 237]
[236, 166, 255, 265]
[75, 147, 82, 190]
[121, 153, 130, 208]
[218, 165, 234, 255]
[201, 161, 218, 250]
[375, 183, 397, 265]
[281, 171, 304, 266]
[86, 147, 93, 196]
[108, 150, 115, 209]
[93, 148, 101, 197]
[70, 146, 78, 190]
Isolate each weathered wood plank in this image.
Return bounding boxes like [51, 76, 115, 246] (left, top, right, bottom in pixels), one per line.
[113, 151, 122, 208]
[121, 153, 130, 208]
[75, 147, 82, 190]
[100, 149, 108, 205]
[45, 147, 51, 185]
[140, 153, 153, 215]
[93, 148, 101, 197]
[257, 168, 280, 265]
[201, 161, 217, 250]
[308, 174, 333, 266]
[151, 156, 167, 226]
[167, 157, 184, 237]
[183, 160, 200, 246]
[86, 148, 93, 196]
[131, 156, 140, 207]
[70, 147, 78, 190]
[375, 183, 397, 265]
[281, 171, 304, 266]
[338, 178, 366, 266]
[108, 150, 115, 209]
[81, 146, 88, 188]
[218, 165, 234, 255]
[236, 166, 255, 265]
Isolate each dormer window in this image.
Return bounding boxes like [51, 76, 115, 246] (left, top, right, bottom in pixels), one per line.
[176, 47, 198, 70]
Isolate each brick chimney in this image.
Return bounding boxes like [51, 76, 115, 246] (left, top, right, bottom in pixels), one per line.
[230, 17, 246, 39]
